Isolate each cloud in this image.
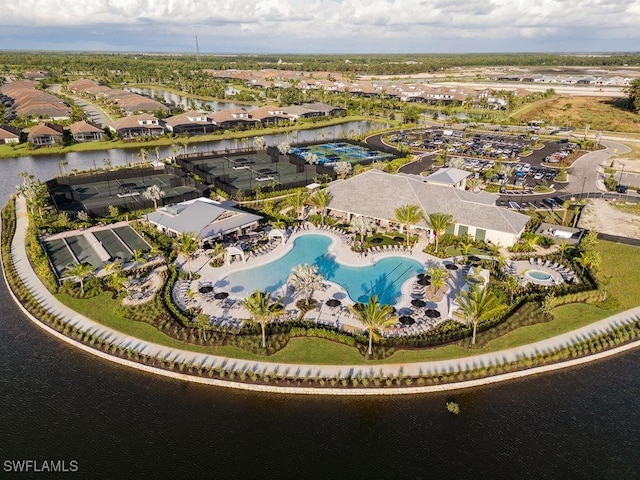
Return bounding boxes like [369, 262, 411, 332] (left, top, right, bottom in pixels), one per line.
[0, 0, 638, 53]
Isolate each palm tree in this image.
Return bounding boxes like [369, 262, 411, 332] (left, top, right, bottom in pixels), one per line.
[142, 184, 166, 209]
[252, 135, 266, 152]
[287, 264, 324, 306]
[350, 215, 373, 246]
[138, 148, 147, 166]
[288, 190, 309, 220]
[425, 212, 454, 253]
[456, 235, 475, 256]
[576, 250, 601, 275]
[394, 204, 424, 248]
[466, 177, 483, 192]
[240, 290, 284, 349]
[65, 262, 94, 295]
[308, 190, 332, 225]
[177, 232, 199, 280]
[557, 241, 573, 262]
[132, 249, 147, 267]
[455, 285, 507, 345]
[106, 269, 127, 296]
[426, 266, 449, 300]
[350, 295, 396, 356]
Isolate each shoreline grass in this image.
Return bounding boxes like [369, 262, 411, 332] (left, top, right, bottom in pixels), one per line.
[0, 115, 374, 160]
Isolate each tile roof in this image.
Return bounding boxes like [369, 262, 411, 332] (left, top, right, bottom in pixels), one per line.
[146, 197, 263, 239]
[326, 170, 529, 235]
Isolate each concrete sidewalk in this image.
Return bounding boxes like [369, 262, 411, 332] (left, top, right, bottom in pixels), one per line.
[10, 194, 640, 380]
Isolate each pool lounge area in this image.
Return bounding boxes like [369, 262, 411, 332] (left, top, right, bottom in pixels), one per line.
[173, 226, 467, 335]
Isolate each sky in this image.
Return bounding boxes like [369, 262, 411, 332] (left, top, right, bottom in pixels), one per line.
[2, 0, 640, 54]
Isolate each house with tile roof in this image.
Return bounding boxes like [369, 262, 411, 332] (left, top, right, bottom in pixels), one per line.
[325, 170, 529, 247]
[164, 111, 217, 135]
[69, 120, 104, 142]
[0, 125, 21, 144]
[108, 114, 165, 139]
[28, 122, 65, 147]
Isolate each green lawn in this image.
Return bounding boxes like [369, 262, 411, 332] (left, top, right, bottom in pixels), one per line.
[54, 240, 640, 365]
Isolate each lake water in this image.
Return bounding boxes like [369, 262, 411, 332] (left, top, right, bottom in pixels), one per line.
[125, 87, 258, 112]
[0, 138, 639, 478]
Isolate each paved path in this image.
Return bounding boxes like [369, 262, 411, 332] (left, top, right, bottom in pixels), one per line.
[10, 195, 640, 380]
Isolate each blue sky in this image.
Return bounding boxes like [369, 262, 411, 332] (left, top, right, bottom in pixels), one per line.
[2, 0, 639, 54]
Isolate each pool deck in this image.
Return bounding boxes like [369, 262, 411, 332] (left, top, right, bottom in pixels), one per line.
[179, 224, 466, 332]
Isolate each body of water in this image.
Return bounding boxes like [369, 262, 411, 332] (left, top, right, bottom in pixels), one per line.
[1, 139, 639, 479]
[0, 120, 377, 198]
[125, 87, 258, 112]
[220, 234, 422, 304]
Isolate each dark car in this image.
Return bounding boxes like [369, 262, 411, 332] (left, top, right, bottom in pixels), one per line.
[616, 185, 628, 194]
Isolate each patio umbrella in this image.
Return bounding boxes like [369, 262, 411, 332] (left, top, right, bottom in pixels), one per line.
[417, 277, 431, 286]
[469, 255, 481, 263]
[214, 291, 229, 300]
[399, 315, 415, 326]
[425, 309, 441, 318]
[326, 298, 342, 308]
[199, 285, 214, 294]
[411, 299, 426, 308]
[445, 264, 459, 271]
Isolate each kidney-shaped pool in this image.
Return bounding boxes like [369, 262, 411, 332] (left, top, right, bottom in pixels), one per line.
[217, 234, 423, 305]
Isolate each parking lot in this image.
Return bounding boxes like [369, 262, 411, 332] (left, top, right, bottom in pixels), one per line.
[394, 128, 582, 191]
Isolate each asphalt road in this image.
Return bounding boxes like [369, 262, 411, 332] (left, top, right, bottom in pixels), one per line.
[48, 84, 111, 127]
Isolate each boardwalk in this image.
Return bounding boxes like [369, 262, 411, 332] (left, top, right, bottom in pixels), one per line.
[9, 195, 640, 385]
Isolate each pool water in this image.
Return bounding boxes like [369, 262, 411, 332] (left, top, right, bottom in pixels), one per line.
[526, 270, 552, 281]
[218, 234, 422, 304]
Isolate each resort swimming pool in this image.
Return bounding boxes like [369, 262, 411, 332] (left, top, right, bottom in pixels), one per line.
[218, 234, 422, 305]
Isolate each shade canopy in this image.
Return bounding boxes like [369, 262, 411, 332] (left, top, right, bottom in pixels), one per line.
[399, 315, 415, 325]
[326, 299, 342, 308]
[425, 309, 441, 318]
[214, 291, 229, 300]
[411, 299, 426, 308]
[445, 264, 459, 271]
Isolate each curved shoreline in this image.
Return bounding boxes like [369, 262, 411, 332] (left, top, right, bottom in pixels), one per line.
[4, 195, 640, 395]
[5, 269, 640, 395]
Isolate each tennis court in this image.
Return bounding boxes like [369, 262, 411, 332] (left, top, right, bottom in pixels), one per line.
[112, 226, 151, 252]
[43, 224, 151, 279]
[193, 151, 314, 193]
[65, 235, 103, 267]
[56, 171, 199, 217]
[290, 142, 395, 165]
[93, 229, 133, 261]
[43, 238, 77, 277]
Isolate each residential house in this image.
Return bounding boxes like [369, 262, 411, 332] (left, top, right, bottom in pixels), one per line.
[0, 125, 21, 144]
[108, 114, 165, 139]
[164, 111, 217, 135]
[209, 108, 260, 130]
[69, 120, 104, 142]
[28, 122, 65, 147]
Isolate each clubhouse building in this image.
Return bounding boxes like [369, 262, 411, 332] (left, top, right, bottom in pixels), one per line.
[326, 169, 529, 247]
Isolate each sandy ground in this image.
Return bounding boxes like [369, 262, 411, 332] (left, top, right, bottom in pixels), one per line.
[578, 199, 640, 239]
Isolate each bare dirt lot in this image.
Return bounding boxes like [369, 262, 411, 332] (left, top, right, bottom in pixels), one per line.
[578, 198, 640, 239]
